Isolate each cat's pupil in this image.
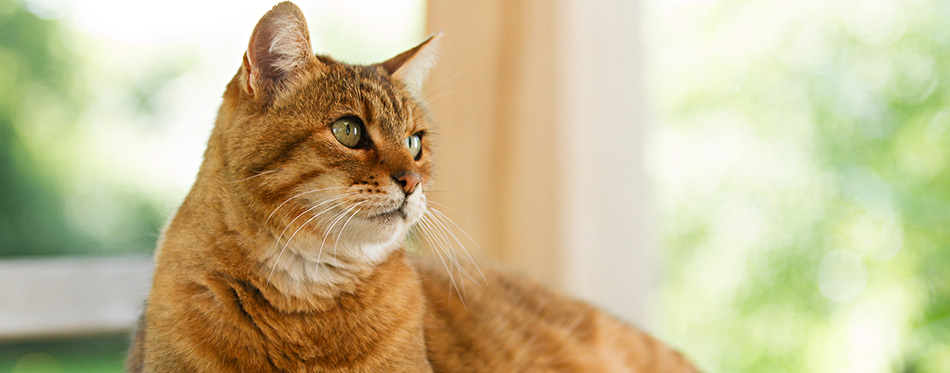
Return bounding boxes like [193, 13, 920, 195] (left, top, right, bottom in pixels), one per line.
[331, 118, 362, 148]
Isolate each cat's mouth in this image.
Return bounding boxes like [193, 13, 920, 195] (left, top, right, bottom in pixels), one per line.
[365, 197, 409, 220]
[370, 206, 408, 220]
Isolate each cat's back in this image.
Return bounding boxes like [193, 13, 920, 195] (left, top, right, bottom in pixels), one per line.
[412, 258, 697, 372]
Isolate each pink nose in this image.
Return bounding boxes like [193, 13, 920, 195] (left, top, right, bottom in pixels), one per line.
[393, 173, 421, 195]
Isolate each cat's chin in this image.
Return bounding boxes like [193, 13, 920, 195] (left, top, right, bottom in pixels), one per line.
[284, 213, 413, 260]
[344, 214, 415, 248]
[353, 195, 425, 243]
[367, 209, 411, 228]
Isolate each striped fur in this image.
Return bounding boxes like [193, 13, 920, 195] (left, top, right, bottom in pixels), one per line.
[127, 2, 697, 372]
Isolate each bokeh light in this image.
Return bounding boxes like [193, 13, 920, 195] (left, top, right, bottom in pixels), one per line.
[647, 0, 950, 371]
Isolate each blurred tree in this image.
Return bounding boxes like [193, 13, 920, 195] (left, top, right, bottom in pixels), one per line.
[0, 0, 89, 256]
[0, 0, 161, 257]
[648, 0, 950, 372]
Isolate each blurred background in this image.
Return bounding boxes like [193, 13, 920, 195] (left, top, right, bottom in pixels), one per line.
[0, 0, 948, 372]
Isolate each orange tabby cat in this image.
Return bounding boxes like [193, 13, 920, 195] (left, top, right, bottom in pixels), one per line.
[127, 2, 697, 372]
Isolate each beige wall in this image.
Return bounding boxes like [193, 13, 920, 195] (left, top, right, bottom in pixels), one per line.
[423, 0, 561, 285]
[424, 0, 654, 326]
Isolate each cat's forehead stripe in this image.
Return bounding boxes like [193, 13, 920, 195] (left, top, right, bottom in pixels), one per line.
[346, 66, 412, 135]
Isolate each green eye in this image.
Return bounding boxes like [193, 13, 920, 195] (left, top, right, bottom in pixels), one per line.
[405, 133, 422, 160]
[331, 118, 362, 148]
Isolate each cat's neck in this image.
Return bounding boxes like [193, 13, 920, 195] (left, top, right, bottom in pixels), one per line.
[247, 246, 411, 313]
[214, 248, 432, 371]
[254, 238, 404, 310]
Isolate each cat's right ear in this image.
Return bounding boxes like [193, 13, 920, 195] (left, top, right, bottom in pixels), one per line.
[242, 1, 316, 97]
[381, 32, 442, 96]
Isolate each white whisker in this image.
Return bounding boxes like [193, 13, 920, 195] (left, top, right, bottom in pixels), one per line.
[427, 208, 486, 281]
[418, 215, 467, 309]
[323, 201, 367, 259]
[281, 199, 351, 254]
[273, 192, 356, 251]
[228, 169, 277, 183]
[426, 200, 468, 217]
[417, 217, 455, 294]
[266, 186, 349, 223]
[267, 197, 353, 285]
[422, 213, 476, 283]
[333, 203, 365, 253]
[426, 207, 486, 283]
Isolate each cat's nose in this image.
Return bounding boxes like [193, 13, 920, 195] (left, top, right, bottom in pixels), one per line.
[392, 172, 421, 195]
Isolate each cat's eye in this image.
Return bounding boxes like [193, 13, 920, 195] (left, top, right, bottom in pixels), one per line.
[331, 117, 363, 148]
[405, 133, 422, 160]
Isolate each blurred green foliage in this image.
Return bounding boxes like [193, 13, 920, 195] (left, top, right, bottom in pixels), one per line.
[648, 0, 950, 372]
[0, 1, 169, 369]
[0, 335, 127, 373]
[0, 0, 162, 257]
[0, 0, 85, 256]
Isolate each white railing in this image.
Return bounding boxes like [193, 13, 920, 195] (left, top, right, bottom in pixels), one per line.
[0, 255, 152, 340]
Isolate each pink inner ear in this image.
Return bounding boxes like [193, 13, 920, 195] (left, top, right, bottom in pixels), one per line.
[242, 52, 257, 94]
[244, 2, 313, 95]
[381, 33, 441, 77]
[382, 49, 416, 76]
[380, 33, 442, 95]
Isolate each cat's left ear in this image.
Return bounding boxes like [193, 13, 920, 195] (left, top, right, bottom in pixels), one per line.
[243, 2, 315, 97]
[381, 32, 443, 95]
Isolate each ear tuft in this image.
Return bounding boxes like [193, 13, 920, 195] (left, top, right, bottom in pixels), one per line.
[381, 32, 443, 95]
[244, 1, 313, 95]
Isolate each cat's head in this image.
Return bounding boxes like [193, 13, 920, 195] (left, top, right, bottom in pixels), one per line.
[213, 2, 440, 265]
